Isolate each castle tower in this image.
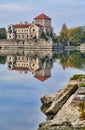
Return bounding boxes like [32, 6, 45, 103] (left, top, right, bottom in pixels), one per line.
[34, 13, 53, 35]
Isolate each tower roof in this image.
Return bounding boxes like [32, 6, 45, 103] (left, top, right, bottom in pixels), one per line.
[34, 13, 51, 20]
[34, 76, 50, 82]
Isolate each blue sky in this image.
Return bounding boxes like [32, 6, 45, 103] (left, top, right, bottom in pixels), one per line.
[0, 0, 85, 34]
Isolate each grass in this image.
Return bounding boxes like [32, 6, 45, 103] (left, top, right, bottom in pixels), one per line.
[70, 74, 85, 81]
[80, 83, 85, 87]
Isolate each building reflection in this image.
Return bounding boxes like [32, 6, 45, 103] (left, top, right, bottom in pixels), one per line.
[0, 48, 84, 82]
[6, 50, 59, 82]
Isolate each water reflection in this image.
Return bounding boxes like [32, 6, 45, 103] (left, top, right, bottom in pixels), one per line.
[0, 49, 85, 130]
[7, 55, 52, 82]
[1, 49, 62, 82]
[0, 49, 85, 81]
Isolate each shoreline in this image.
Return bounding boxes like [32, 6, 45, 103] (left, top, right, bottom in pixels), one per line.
[0, 39, 62, 50]
[0, 39, 85, 51]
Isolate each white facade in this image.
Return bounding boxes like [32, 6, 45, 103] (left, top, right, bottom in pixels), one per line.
[7, 13, 53, 40]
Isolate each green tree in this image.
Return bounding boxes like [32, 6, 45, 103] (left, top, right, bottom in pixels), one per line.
[0, 28, 7, 39]
[59, 51, 83, 69]
[0, 56, 6, 64]
[68, 27, 83, 45]
[59, 25, 83, 46]
[82, 30, 85, 42]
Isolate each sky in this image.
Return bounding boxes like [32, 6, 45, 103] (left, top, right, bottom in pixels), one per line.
[0, 0, 85, 34]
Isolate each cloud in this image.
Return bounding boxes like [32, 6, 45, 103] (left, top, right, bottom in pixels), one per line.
[0, 3, 33, 12]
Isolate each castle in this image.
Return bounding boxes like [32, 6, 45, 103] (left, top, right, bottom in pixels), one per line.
[7, 55, 52, 82]
[7, 13, 53, 40]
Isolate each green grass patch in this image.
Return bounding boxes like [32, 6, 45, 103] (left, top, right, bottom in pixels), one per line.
[70, 74, 85, 80]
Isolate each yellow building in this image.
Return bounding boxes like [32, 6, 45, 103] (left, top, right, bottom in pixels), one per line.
[7, 13, 53, 40]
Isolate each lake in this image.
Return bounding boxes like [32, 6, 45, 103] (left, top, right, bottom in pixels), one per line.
[0, 49, 85, 130]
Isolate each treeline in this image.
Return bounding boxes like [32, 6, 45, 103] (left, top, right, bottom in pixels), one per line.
[0, 28, 7, 39]
[59, 51, 85, 69]
[0, 56, 6, 64]
[56, 23, 85, 46]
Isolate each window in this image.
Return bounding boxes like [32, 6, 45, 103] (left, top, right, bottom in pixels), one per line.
[22, 57, 24, 60]
[18, 57, 20, 60]
[22, 35, 24, 38]
[18, 35, 20, 38]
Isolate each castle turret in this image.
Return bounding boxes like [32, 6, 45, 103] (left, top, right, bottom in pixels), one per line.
[34, 13, 53, 35]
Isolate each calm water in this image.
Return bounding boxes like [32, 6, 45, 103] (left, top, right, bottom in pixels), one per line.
[0, 49, 85, 130]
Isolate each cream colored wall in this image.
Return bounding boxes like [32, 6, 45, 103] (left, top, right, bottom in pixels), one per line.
[34, 19, 43, 26]
[34, 19, 51, 27]
[16, 28, 28, 33]
[28, 58, 40, 71]
[16, 56, 28, 61]
[7, 56, 15, 63]
[15, 56, 28, 67]
[16, 34, 28, 40]
[34, 61, 51, 77]
[28, 24, 40, 39]
[7, 25, 16, 40]
[43, 19, 51, 27]
[16, 28, 29, 40]
[34, 19, 52, 35]
[16, 61, 29, 67]
[7, 17, 53, 40]
[34, 68, 51, 77]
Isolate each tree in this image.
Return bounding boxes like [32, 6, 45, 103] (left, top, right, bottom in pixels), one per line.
[0, 28, 7, 39]
[61, 23, 68, 33]
[59, 51, 83, 69]
[59, 23, 69, 44]
[59, 25, 83, 46]
[68, 27, 83, 45]
[0, 56, 6, 64]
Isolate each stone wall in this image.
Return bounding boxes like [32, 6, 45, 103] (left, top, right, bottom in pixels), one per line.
[0, 39, 61, 50]
[24, 38, 53, 49]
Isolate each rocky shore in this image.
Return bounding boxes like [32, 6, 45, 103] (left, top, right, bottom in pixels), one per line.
[38, 74, 85, 130]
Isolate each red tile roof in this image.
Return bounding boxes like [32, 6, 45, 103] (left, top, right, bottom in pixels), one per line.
[13, 24, 31, 28]
[34, 76, 51, 82]
[13, 67, 30, 71]
[34, 13, 51, 20]
[35, 24, 43, 27]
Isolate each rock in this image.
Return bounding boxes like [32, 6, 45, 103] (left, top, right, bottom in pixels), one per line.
[41, 93, 58, 114]
[38, 121, 74, 130]
[41, 93, 57, 105]
[42, 84, 78, 120]
[38, 75, 85, 130]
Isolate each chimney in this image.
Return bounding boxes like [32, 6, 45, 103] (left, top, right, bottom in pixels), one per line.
[24, 21, 28, 24]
